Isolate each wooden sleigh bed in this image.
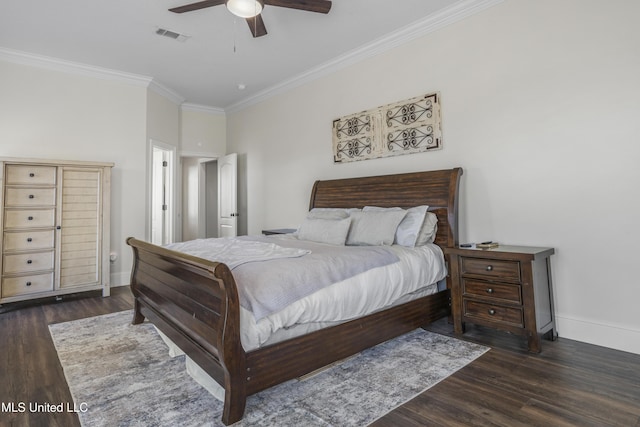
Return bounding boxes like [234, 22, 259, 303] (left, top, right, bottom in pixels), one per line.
[127, 167, 462, 425]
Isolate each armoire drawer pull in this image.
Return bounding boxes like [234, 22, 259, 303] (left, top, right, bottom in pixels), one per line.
[485, 265, 493, 271]
[28, 194, 35, 199]
[27, 237, 33, 242]
[26, 281, 32, 287]
[27, 259, 33, 264]
[28, 216, 34, 220]
[486, 288, 494, 294]
[488, 309, 496, 315]
[29, 173, 35, 177]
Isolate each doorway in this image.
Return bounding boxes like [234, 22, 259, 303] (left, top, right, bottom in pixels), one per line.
[149, 140, 176, 245]
[181, 153, 237, 241]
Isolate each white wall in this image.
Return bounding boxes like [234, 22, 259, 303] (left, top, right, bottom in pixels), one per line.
[181, 105, 226, 156]
[147, 90, 180, 147]
[180, 157, 199, 241]
[227, 0, 640, 354]
[0, 60, 148, 286]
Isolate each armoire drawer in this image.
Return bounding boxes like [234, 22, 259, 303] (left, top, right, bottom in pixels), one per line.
[3, 208, 56, 229]
[1, 273, 54, 297]
[3, 230, 55, 251]
[3, 251, 55, 274]
[5, 165, 57, 185]
[4, 187, 56, 207]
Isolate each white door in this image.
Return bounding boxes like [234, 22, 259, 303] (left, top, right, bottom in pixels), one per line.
[218, 153, 238, 237]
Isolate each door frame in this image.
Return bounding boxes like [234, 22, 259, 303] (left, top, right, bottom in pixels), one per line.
[147, 139, 177, 244]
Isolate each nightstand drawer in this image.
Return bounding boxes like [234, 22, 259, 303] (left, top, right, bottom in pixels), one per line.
[462, 278, 522, 303]
[461, 257, 520, 282]
[464, 300, 524, 327]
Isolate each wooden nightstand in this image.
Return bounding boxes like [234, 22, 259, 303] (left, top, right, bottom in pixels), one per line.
[262, 228, 296, 235]
[444, 245, 556, 353]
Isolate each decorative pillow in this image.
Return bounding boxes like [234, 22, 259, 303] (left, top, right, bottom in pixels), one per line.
[307, 208, 360, 220]
[297, 217, 352, 245]
[363, 205, 429, 247]
[346, 210, 407, 246]
[416, 212, 438, 245]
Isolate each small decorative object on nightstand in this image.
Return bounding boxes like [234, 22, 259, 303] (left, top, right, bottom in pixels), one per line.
[262, 228, 297, 235]
[444, 245, 556, 353]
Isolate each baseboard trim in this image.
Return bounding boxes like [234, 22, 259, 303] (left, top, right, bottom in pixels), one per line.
[556, 314, 640, 355]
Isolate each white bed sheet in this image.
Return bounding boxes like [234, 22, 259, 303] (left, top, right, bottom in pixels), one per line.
[239, 235, 447, 351]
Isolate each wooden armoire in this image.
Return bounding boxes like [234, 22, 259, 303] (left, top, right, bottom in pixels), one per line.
[0, 158, 113, 304]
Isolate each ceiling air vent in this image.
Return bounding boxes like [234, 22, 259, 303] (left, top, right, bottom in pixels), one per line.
[155, 27, 191, 42]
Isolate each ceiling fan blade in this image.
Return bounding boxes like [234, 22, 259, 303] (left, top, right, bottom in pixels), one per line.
[246, 14, 268, 37]
[263, 0, 332, 14]
[169, 0, 225, 13]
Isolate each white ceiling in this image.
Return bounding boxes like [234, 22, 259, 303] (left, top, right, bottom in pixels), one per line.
[0, 0, 498, 111]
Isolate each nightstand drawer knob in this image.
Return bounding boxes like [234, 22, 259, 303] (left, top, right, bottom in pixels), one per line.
[485, 265, 493, 271]
[486, 288, 494, 294]
[488, 309, 496, 315]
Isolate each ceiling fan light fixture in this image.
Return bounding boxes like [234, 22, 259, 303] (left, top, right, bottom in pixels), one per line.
[226, 0, 263, 18]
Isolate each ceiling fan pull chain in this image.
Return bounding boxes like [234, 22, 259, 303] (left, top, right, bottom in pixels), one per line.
[233, 18, 237, 53]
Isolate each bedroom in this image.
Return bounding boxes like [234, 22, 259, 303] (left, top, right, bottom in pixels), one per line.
[1, 0, 639, 425]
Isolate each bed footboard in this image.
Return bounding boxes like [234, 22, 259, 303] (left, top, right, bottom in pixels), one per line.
[127, 237, 247, 425]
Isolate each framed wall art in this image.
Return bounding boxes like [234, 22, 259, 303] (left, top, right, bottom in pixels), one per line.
[332, 93, 442, 163]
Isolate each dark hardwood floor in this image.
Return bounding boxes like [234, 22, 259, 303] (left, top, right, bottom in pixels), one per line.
[1, 287, 639, 427]
[0, 287, 133, 427]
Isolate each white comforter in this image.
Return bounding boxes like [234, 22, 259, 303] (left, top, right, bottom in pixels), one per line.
[240, 235, 447, 351]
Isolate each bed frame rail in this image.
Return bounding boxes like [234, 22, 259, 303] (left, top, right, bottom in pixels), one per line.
[245, 289, 449, 395]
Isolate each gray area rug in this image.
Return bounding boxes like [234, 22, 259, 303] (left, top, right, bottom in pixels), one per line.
[49, 310, 488, 426]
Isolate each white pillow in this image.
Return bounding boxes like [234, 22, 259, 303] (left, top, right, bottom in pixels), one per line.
[416, 212, 438, 245]
[297, 217, 352, 245]
[363, 205, 428, 247]
[307, 208, 362, 220]
[346, 210, 407, 246]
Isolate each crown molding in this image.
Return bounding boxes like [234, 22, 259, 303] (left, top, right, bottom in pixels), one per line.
[0, 47, 190, 105]
[148, 79, 185, 105]
[181, 103, 226, 115]
[224, 0, 504, 113]
[0, 46, 152, 87]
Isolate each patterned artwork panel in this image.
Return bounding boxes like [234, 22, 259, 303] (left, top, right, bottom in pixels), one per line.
[332, 93, 442, 163]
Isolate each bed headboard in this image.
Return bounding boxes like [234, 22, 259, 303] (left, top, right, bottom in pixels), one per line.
[309, 167, 463, 248]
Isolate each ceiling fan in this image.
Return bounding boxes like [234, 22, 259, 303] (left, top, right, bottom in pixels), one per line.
[169, 0, 332, 38]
